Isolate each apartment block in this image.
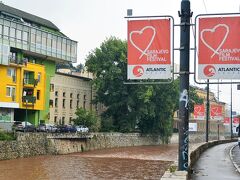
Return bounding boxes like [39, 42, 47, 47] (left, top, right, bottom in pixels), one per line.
[49, 72, 104, 125]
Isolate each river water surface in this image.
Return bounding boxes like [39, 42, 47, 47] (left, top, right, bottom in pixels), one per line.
[0, 144, 178, 180]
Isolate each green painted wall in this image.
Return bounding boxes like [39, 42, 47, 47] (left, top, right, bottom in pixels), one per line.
[38, 60, 55, 124]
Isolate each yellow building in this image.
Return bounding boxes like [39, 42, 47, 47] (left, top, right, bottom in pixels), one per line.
[0, 3, 77, 129]
[0, 62, 46, 123]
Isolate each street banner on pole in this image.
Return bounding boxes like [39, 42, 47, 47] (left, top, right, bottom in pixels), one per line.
[233, 117, 240, 124]
[224, 117, 239, 125]
[210, 105, 223, 120]
[194, 104, 205, 120]
[127, 19, 172, 80]
[197, 16, 240, 80]
[224, 117, 230, 125]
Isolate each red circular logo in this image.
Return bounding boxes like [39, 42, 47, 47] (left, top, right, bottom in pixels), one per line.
[133, 66, 144, 77]
[203, 65, 216, 77]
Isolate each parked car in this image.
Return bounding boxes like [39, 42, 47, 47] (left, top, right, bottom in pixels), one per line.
[45, 124, 57, 132]
[13, 121, 36, 132]
[56, 125, 77, 133]
[76, 125, 89, 133]
[37, 123, 57, 133]
[12, 121, 23, 131]
[36, 123, 47, 132]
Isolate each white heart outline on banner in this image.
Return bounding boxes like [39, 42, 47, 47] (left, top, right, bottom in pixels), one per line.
[200, 24, 229, 58]
[211, 107, 221, 116]
[130, 26, 156, 59]
[195, 106, 204, 116]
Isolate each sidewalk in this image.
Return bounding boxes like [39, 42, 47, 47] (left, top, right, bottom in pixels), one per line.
[230, 144, 240, 173]
[191, 142, 240, 180]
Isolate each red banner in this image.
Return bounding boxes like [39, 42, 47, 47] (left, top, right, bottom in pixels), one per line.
[127, 19, 172, 80]
[224, 117, 230, 125]
[223, 117, 239, 124]
[210, 105, 223, 120]
[194, 104, 205, 120]
[198, 16, 240, 79]
[233, 117, 240, 124]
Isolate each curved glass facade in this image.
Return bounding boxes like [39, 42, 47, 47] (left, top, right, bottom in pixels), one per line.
[0, 17, 77, 63]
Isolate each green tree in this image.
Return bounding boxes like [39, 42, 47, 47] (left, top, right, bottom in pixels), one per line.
[85, 37, 136, 132]
[85, 37, 203, 140]
[174, 78, 204, 113]
[73, 108, 100, 132]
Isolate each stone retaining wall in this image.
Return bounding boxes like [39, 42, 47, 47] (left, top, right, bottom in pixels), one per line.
[0, 132, 164, 160]
[0, 132, 232, 161]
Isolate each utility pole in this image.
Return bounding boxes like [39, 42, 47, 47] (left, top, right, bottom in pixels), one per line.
[178, 0, 191, 171]
[230, 83, 233, 139]
[206, 80, 209, 142]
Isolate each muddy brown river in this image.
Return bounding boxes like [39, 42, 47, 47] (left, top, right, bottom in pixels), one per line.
[0, 144, 178, 180]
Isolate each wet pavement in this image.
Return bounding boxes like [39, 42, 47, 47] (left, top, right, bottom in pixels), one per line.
[231, 143, 240, 173]
[191, 142, 240, 180]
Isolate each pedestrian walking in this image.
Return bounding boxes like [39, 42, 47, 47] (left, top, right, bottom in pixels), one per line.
[238, 137, 240, 149]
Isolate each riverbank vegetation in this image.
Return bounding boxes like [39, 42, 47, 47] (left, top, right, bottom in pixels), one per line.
[0, 131, 16, 141]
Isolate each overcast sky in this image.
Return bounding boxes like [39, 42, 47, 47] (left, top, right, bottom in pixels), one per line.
[3, 0, 240, 113]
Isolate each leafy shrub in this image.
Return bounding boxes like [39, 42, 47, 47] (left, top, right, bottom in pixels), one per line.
[73, 108, 101, 132]
[0, 131, 16, 141]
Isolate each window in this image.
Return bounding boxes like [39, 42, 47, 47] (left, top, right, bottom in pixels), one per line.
[23, 31, 28, 44]
[55, 91, 58, 96]
[7, 68, 16, 82]
[84, 94, 86, 100]
[77, 100, 79, 108]
[70, 100, 72, 109]
[37, 90, 40, 100]
[50, 84, 54, 92]
[63, 92, 66, 97]
[7, 68, 16, 77]
[49, 99, 53, 108]
[70, 93, 73, 98]
[55, 98, 58, 107]
[83, 101, 86, 110]
[10, 27, 15, 41]
[16, 29, 22, 43]
[62, 117, 65, 125]
[77, 94, 80, 99]
[63, 99, 65, 108]
[69, 117, 73, 124]
[37, 72, 41, 83]
[36, 30, 41, 50]
[6, 86, 15, 97]
[3, 26, 9, 39]
[9, 52, 17, 62]
[54, 116, 57, 124]
[30, 33, 36, 44]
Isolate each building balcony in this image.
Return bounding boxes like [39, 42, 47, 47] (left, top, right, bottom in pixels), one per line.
[22, 96, 36, 104]
[9, 56, 24, 65]
[23, 78, 37, 86]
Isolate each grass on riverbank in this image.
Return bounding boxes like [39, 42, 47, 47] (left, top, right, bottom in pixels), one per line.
[0, 131, 16, 141]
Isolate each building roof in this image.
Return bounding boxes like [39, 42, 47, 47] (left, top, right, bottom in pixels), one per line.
[0, 2, 59, 31]
[56, 72, 92, 81]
